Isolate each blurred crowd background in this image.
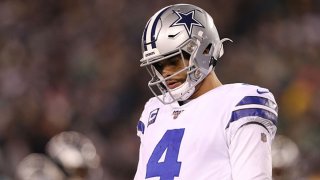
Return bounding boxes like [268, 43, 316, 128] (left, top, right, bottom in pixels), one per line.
[0, 0, 319, 179]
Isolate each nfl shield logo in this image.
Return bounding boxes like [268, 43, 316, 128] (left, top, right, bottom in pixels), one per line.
[172, 110, 184, 119]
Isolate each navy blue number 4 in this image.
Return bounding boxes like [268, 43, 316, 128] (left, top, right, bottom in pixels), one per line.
[146, 128, 185, 180]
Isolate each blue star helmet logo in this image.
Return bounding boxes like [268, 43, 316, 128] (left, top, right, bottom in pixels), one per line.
[170, 10, 204, 37]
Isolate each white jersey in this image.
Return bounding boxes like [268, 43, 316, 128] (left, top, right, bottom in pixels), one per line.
[134, 83, 278, 180]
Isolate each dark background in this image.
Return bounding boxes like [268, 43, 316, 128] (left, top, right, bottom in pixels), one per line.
[0, 0, 319, 179]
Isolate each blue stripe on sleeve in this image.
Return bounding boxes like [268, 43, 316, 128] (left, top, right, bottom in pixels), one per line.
[231, 108, 277, 125]
[236, 96, 278, 112]
[137, 121, 145, 134]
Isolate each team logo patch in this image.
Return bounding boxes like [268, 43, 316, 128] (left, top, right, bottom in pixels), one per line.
[172, 110, 184, 119]
[170, 10, 204, 37]
[148, 108, 159, 126]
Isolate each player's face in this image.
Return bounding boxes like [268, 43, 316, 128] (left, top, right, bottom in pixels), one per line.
[153, 55, 188, 89]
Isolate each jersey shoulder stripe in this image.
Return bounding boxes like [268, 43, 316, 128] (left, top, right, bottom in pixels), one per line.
[236, 96, 278, 112]
[230, 108, 277, 125]
[226, 94, 278, 129]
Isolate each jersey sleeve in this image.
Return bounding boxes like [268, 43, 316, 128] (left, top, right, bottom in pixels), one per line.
[226, 85, 278, 180]
[134, 100, 150, 180]
[134, 97, 159, 180]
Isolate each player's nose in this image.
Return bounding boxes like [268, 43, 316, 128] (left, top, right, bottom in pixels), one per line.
[161, 65, 174, 78]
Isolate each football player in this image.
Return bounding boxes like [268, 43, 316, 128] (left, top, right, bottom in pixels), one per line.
[134, 3, 278, 180]
[16, 131, 104, 180]
[16, 153, 66, 180]
[46, 131, 103, 180]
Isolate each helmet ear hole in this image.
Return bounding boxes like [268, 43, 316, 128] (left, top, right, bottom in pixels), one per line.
[203, 43, 212, 55]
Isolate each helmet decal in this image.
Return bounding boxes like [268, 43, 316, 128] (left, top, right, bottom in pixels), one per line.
[170, 10, 204, 37]
[142, 20, 151, 51]
[143, 6, 171, 51]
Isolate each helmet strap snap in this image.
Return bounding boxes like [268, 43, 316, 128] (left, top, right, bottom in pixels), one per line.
[209, 56, 217, 67]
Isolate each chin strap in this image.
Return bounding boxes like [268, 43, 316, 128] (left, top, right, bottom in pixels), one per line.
[209, 56, 217, 67]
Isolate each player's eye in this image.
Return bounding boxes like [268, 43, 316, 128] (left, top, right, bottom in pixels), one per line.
[153, 55, 182, 73]
[168, 57, 179, 66]
[153, 62, 164, 72]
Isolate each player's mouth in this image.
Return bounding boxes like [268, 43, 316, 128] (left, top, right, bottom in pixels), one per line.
[166, 80, 182, 89]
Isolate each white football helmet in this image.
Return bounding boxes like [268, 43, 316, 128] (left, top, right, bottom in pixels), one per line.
[16, 153, 66, 180]
[140, 3, 231, 104]
[46, 131, 101, 178]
